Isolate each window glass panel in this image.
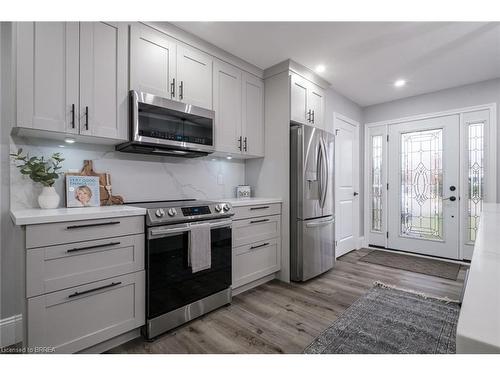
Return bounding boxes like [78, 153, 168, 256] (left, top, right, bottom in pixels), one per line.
[371, 135, 383, 232]
[468, 122, 484, 243]
[400, 129, 443, 240]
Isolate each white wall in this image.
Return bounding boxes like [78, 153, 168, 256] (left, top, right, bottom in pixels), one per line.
[363, 78, 500, 200]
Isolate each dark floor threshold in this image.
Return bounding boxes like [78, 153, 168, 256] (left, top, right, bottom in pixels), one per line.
[367, 244, 471, 264]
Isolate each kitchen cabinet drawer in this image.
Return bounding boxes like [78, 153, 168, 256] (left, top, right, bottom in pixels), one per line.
[26, 216, 144, 249]
[232, 203, 281, 220]
[232, 215, 280, 248]
[27, 271, 145, 353]
[26, 234, 144, 298]
[232, 237, 281, 288]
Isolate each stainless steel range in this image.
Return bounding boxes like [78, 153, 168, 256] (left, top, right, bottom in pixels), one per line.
[129, 199, 234, 340]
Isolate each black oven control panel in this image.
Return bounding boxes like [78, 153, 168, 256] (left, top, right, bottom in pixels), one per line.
[181, 206, 211, 216]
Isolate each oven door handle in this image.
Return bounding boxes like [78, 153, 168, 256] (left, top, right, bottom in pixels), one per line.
[149, 220, 232, 238]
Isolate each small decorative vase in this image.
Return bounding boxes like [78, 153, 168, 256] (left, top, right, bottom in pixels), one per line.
[38, 186, 60, 209]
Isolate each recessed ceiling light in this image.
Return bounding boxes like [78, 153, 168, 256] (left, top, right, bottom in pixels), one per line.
[394, 79, 406, 88]
[226, 156, 232, 160]
[315, 65, 326, 73]
[64, 138, 75, 144]
[58, 145, 65, 148]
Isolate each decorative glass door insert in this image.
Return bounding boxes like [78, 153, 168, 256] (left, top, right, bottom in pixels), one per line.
[371, 135, 383, 232]
[467, 122, 485, 243]
[400, 129, 443, 240]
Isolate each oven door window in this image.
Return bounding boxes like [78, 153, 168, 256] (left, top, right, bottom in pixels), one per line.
[147, 226, 231, 319]
[138, 102, 213, 146]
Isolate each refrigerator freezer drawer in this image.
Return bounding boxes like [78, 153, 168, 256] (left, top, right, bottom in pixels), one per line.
[291, 216, 335, 281]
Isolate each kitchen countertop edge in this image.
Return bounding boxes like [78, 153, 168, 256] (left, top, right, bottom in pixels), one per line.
[10, 205, 147, 226]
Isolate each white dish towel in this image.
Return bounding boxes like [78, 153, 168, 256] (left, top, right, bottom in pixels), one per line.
[188, 223, 212, 273]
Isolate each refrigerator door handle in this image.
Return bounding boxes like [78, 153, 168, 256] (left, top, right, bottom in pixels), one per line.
[305, 217, 335, 228]
[319, 136, 328, 209]
[317, 141, 323, 208]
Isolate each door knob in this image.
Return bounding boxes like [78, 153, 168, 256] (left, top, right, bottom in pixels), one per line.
[443, 196, 456, 201]
[353, 192, 359, 196]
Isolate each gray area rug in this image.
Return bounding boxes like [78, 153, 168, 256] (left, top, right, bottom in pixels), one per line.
[304, 283, 460, 354]
[358, 249, 461, 280]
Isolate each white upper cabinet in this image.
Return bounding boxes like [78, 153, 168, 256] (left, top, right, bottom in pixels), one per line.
[308, 83, 325, 130]
[213, 59, 265, 158]
[290, 72, 325, 129]
[176, 44, 213, 109]
[213, 59, 242, 154]
[16, 22, 128, 141]
[16, 22, 79, 134]
[242, 72, 265, 157]
[290, 73, 309, 125]
[129, 24, 176, 99]
[79, 22, 128, 140]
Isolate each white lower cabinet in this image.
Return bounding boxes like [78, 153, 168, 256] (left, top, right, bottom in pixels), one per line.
[27, 271, 145, 354]
[23, 215, 146, 353]
[231, 203, 282, 291]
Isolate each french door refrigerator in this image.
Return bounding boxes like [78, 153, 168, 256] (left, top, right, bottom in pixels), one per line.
[290, 124, 335, 281]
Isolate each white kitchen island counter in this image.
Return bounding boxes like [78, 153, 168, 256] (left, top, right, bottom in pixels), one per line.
[456, 203, 500, 353]
[10, 205, 147, 226]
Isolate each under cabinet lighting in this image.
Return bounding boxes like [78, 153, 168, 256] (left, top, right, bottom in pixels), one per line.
[394, 79, 406, 87]
[64, 138, 76, 144]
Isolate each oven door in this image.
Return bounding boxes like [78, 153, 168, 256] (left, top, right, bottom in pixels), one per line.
[146, 219, 232, 320]
[131, 90, 215, 154]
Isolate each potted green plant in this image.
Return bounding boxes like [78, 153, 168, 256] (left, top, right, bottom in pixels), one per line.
[10, 149, 65, 209]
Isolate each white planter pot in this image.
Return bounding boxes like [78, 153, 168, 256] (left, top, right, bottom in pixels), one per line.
[38, 186, 60, 209]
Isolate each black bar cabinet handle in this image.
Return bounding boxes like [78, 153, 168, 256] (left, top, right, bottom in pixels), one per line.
[250, 206, 270, 210]
[244, 137, 248, 152]
[250, 242, 269, 250]
[179, 81, 184, 100]
[312, 110, 315, 124]
[66, 221, 121, 230]
[85, 106, 89, 130]
[71, 104, 75, 128]
[67, 241, 121, 253]
[68, 282, 122, 299]
[238, 136, 242, 151]
[250, 219, 269, 224]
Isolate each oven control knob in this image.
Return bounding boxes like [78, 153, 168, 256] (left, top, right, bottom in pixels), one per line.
[222, 204, 230, 212]
[215, 204, 222, 212]
[167, 208, 177, 217]
[155, 209, 165, 218]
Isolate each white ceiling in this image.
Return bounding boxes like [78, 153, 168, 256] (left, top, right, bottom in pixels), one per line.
[173, 22, 500, 107]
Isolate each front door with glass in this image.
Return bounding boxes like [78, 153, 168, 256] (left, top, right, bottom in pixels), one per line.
[387, 115, 460, 259]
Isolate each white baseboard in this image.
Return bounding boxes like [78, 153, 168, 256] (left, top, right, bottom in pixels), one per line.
[0, 314, 23, 348]
[357, 236, 366, 249]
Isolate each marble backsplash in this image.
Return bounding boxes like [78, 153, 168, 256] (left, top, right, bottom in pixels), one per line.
[10, 137, 246, 210]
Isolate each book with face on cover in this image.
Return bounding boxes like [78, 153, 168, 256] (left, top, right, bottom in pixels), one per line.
[65, 175, 100, 208]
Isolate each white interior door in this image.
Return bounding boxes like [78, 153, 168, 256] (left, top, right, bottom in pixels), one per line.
[335, 114, 360, 257]
[387, 115, 460, 259]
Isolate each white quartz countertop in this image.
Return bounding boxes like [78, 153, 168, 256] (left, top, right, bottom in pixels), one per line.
[456, 203, 500, 353]
[10, 205, 147, 226]
[222, 197, 282, 207]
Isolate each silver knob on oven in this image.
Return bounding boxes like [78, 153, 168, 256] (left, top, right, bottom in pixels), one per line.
[155, 209, 165, 218]
[215, 204, 222, 212]
[222, 204, 230, 212]
[167, 208, 177, 217]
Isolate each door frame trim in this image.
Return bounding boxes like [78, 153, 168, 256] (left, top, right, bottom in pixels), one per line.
[334, 112, 360, 257]
[364, 103, 497, 259]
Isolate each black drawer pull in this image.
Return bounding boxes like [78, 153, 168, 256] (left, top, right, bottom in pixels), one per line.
[250, 219, 270, 224]
[250, 242, 269, 250]
[67, 241, 121, 253]
[66, 221, 121, 230]
[250, 206, 270, 210]
[68, 282, 122, 298]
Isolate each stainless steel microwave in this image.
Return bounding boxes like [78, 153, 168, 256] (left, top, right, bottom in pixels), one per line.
[116, 90, 215, 158]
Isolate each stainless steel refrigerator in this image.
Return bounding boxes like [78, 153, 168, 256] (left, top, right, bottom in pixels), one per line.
[290, 124, 335, 281]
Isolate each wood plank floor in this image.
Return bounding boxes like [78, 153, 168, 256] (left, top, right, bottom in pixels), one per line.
[108, 248, 467, 354]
